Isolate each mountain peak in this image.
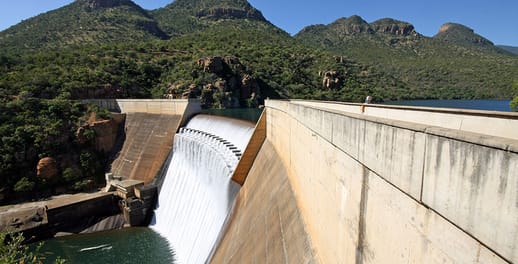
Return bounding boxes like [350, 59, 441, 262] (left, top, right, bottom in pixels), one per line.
[0, 0, 166, 52]
[75, 0, 136, 9]
[329, 16, 372, 34]
[164, 0, 266, 21]
[370, 18, 417, 36]
[434, 23, 493, 46]
[151, 0, 269, 36]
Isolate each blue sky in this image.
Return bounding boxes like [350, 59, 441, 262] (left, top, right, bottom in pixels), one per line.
[1, 0, 517, 46]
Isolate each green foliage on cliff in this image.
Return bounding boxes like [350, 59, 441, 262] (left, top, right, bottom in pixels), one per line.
[0, 231, 65, 264]
[0, 97, 109, 204]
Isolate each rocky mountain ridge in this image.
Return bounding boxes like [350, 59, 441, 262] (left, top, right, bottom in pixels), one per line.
[76, 0, 136, 9]
[434, 22, 494, 48]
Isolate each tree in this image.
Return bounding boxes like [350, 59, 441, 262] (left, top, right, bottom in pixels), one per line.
[0, 231, 65, 263]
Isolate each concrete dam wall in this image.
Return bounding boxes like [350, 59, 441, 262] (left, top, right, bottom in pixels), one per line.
[213, 100, 518, 263]
[86, 99, 201, 183]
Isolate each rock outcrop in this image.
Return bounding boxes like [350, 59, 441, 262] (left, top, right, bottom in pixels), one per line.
[371, 18, 417, 36]
[196, 7, 266, 21]
[322, 71, 342, 89]
[76, 113, 126, 153]
[77, 0, 135, 9]
[198, 57, 225, 74]
[336, 16, 372, 34]
[37, 157, 59, 180]
[172, 56, 262, 108]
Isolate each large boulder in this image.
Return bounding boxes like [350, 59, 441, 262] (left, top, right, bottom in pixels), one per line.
[37, 157, 59, 180]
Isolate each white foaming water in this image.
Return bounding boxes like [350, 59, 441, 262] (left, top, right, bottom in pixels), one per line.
[185, 114, 255, 151]
[151, 115, 254, 264]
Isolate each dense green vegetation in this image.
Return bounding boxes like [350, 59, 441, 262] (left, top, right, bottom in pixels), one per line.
[0, 0, 166, 54]
[0, 97, 112, 204]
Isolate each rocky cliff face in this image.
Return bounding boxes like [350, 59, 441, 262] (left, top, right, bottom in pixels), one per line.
[196, 7, 266, 21]
[164, 56, 261, 108]
[331, 16, 372, 35]
[76, 0, 135, 9]
[296, 15, 419, 43]
[371, 18, 417, 36]
[76, 113, 126, 153]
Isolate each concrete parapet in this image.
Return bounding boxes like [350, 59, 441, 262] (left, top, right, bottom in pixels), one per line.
[292, 100, 518, 141]
[259, 100, 515, 263]
[82, 99, 201, 116]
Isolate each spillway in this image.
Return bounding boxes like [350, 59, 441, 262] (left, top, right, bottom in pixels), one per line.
[150, 114, 254, 264]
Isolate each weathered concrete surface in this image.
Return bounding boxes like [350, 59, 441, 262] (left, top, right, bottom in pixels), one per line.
[363, 169, 506, 264]
[294, 100, 518, 141]
[0, 192, 121, 238]
[211, 141, 317, 263]
[423, 135, 518, 262]
[109, 113, 181, 183]
[217, 100, 515, 263]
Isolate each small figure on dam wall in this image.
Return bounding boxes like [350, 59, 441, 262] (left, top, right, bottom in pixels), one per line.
[361, 95, 373, 113]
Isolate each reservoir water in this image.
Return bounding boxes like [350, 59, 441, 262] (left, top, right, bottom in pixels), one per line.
[384, 99, 512, 112]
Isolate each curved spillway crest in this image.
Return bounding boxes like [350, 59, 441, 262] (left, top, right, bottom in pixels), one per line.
[150, 115, 254, 264]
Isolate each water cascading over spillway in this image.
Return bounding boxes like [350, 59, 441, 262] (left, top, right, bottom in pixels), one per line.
[150, 114, 254, 264]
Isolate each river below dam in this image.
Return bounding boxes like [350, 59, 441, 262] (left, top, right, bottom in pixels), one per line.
[36, 227, 174, 264]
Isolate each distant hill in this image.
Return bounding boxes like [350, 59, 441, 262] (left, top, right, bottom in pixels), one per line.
[0, 0, 167, 53]
[498, 45, 518, 55]
[151, 0, 273, 36]
[295, 16, 518, 100]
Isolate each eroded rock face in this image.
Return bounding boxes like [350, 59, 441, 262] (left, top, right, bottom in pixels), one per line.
[76, 114, 125, 153]
[77, 0, 133, 9]
[171, 56, 263, 108]
[371, 19, 417, 36]
[37, 157, 59, 180]
[196, 7, 266, 21]
[322, 71, 342, 89]
[198, 57, 225, 74]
